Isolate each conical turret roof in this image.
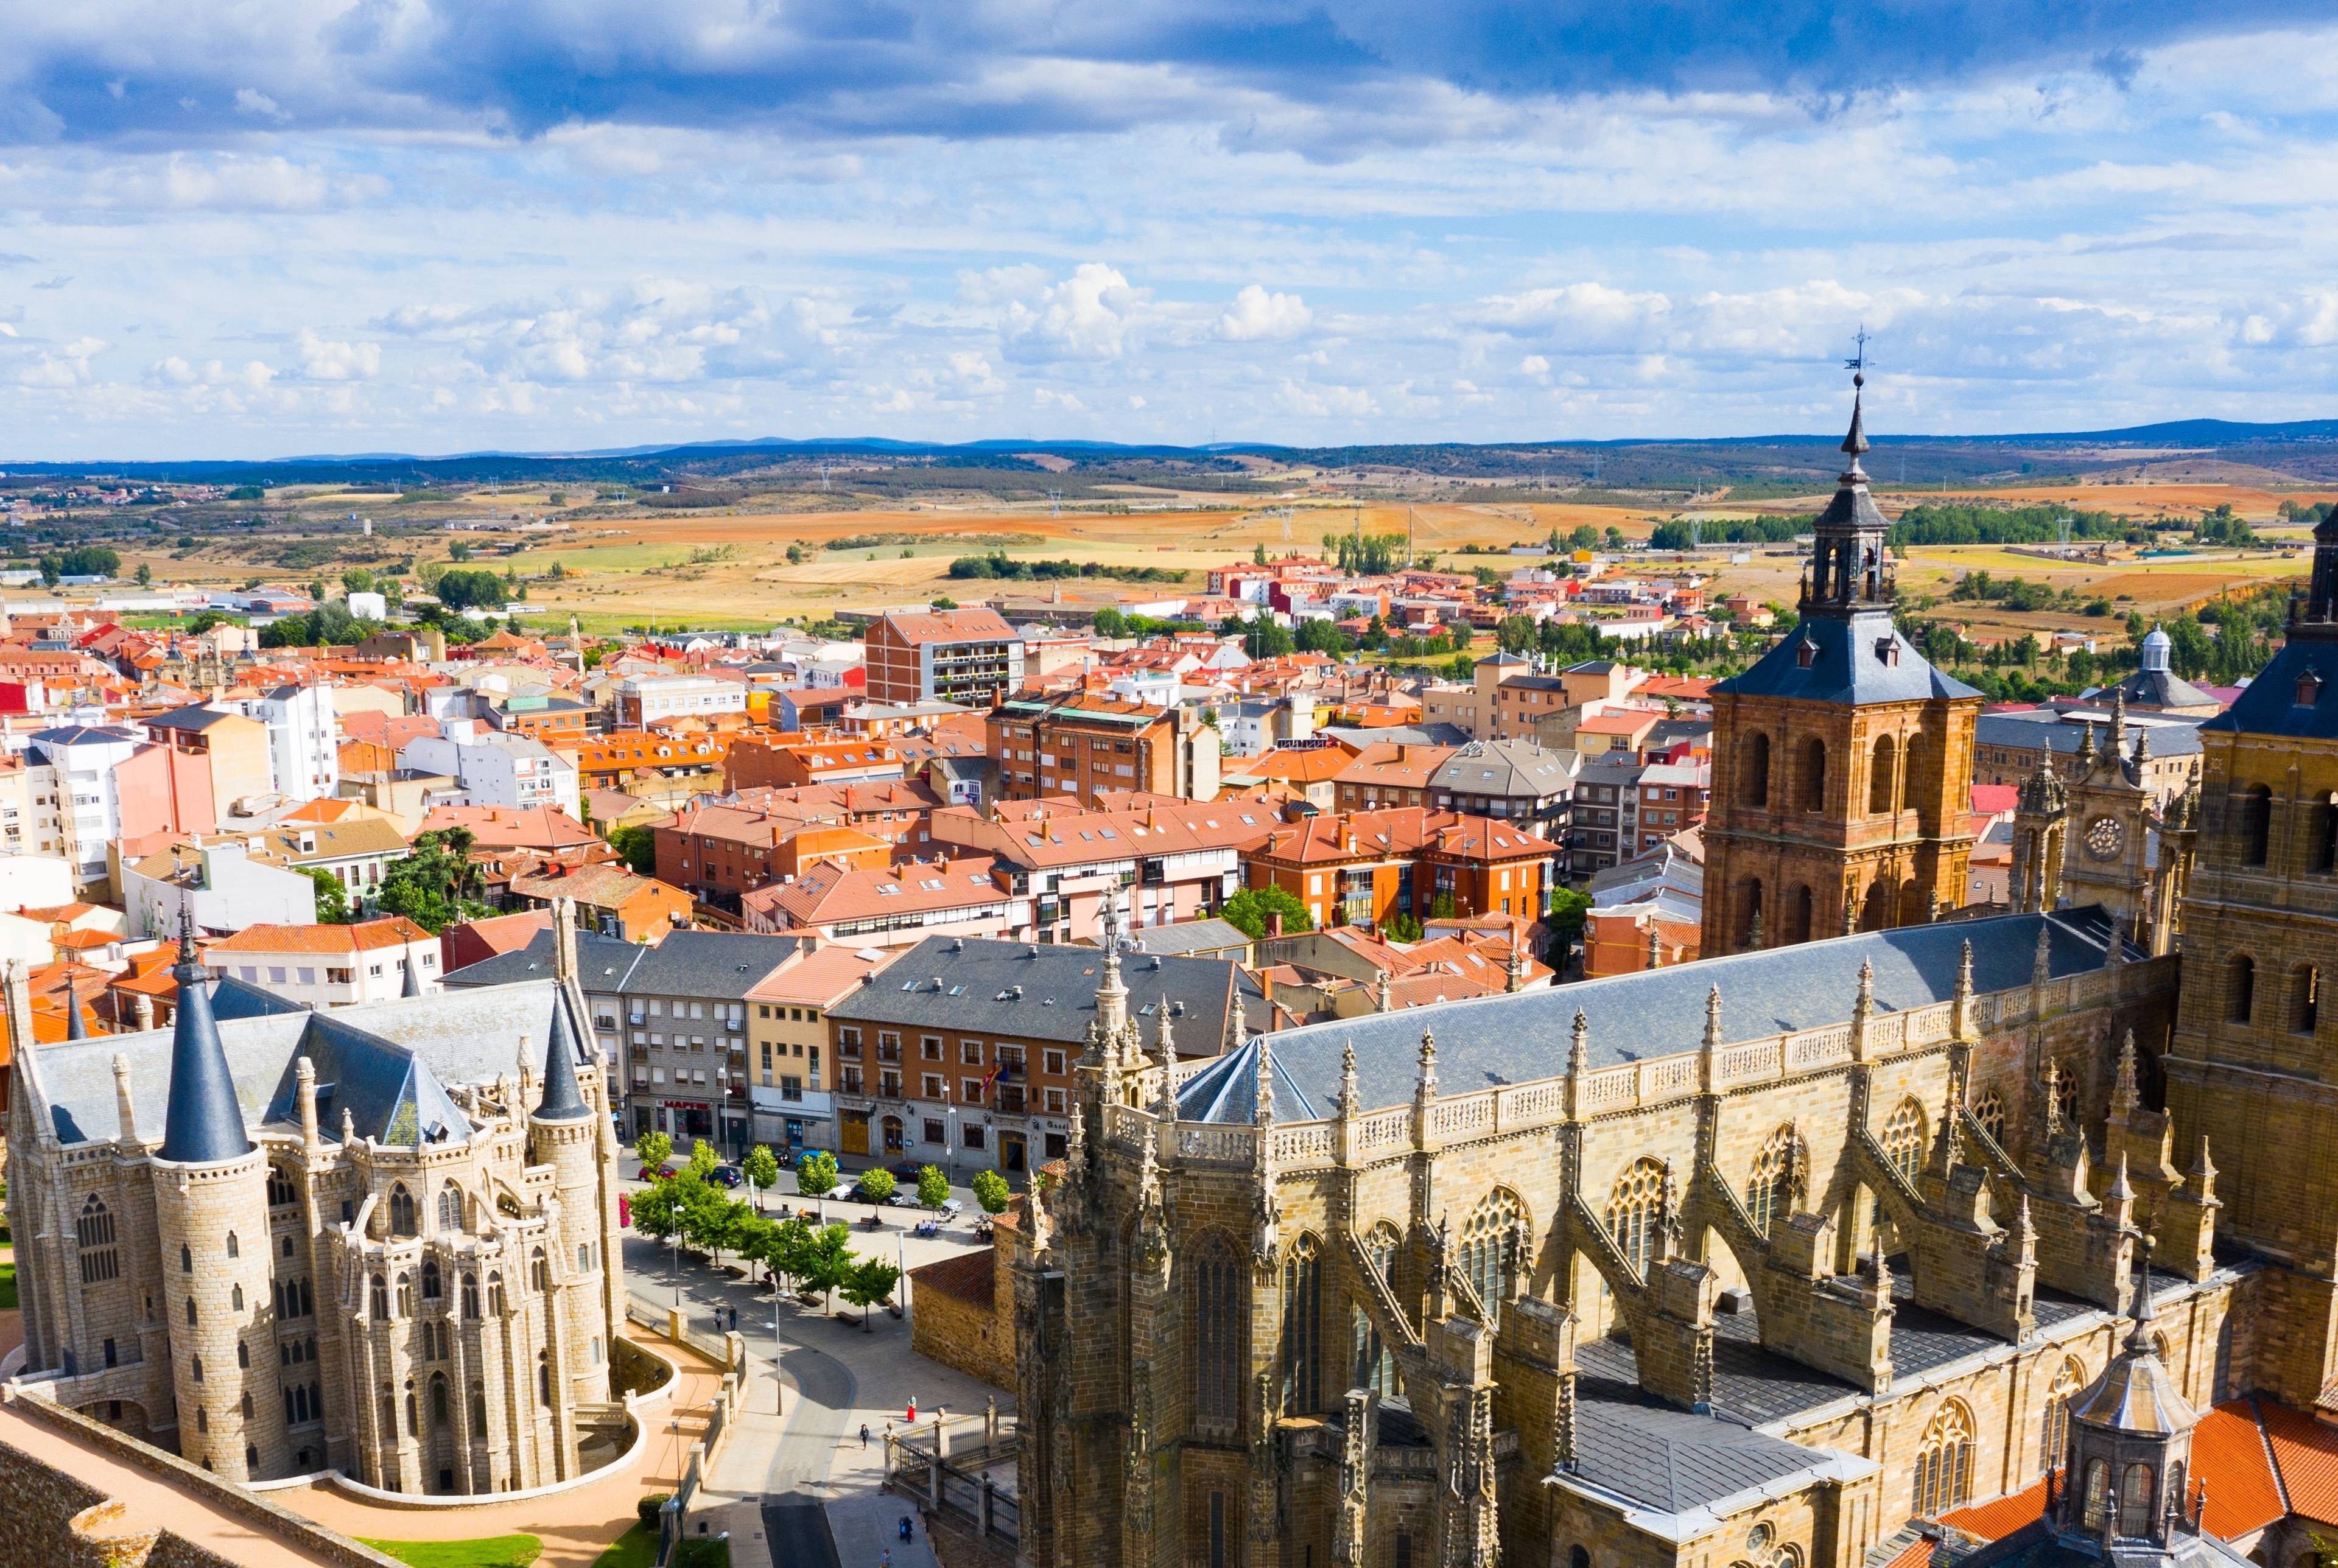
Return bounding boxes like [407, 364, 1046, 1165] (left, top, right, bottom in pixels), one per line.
[533, 996, 591, 1122]
[158, 911, 253, 1164]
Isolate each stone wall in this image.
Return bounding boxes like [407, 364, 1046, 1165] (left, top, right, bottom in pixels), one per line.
[910, 1246, 1015, 1391]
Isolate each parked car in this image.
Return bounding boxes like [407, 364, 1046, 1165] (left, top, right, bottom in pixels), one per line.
[709, 1164, 744, 1189]
[849, 1178, 892, 1205]
[934, 1197, 965, 1219]
[641, 1164, 676, 1182]
[886, 1190, 924, 1208]
[887, 1160, 927, 1183]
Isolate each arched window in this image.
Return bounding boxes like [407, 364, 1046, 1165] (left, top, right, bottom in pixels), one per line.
[2228, 955, 2256, 1024]
[240, 1390, 252, 1419]
[1743, 733, 1771, 808]
[1366, 1223, 1401, 1287]
[438, 1182, 464, 1233]
[579, 1244, 593, 1275]
[196, 1407, 208, 1434]
[1606, 1160, 1666, 1282]
[1881, 1099, 1926, 1184]
[230, 1283, 244, 1311]
[282, 1235, 294, 1258]
[1801, 738, 1828, 813]
[1786, 884, 1813, 946]
[1459, 1189, 1528, 1316]
[405, 1379, 418, 1433]
[1191, 1237, 1243, 1432]
[395, 1273, 413, 1315]
[423, 1258, 442, 1300]
[191, 1354, 204, 1383]
[186, 1295, 198, 1326]
[1971, 1090, 2007, 1148]
[181, 1244, 192, 1273]
[1869, 733, 1898, 816]
[245, 1443, 257, 1471]
[469, 1383, 488, 1434]
[1281, 1234, 1322, 1416]
[1903, 733, 1930, 824]
[2119, 1464, 2156, 1538]
[1737, 878, 1764, 948]
[461, 1273, 480, 1320]
[430, 1374, 450, 1427]
[488, 1272, 507, 1316]
[2293, 965, 2321, 1035]
[225, 1231, 239, 1259]
[237, 1340, 248, 1369]
[76, 1195, 119, 1284]
[2040, 1357, 2084, 1477]
[1860, 878, 1895, 933]
[537, 1350, 551, 1405]
[268, 1165, 299, 1208]
[1747, 1125, 1803, 1237]
[1912, 1401, 1975, 1516]
[370, 1274, 389, 1320]
[530, 1248, 550, 1292]
[2083, 1458, 2112, 1531]
[388, 1185, 416, 1237]
[2239, 784, 2272, 867]
[2314, 800, 2338, 875]
[1352, 1304, 1395, 1398]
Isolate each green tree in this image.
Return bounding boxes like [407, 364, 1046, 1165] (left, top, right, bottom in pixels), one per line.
[342, 567, 377, 595]
[916, 1164, 950, 1208]
[795, 1150, 838, 1200]
[971, 1169, 1011, 1215]
[843, 1256, 904, 1331]
[1546, 885, 1592, 947]
[1220, 885, 1314, 940]
[301, 866, 350, 923]
[135, 562, 153, 587]
[631, 1177, 681, 1243]
[1380, 912, 1423, 943]
[376, 827, 491, 933]
[1252, 542, 1269, 566]
[743, 1146, 781, 1210]
[1091, 605, 1129, 639]
[635, 1130, 673, 1173]
[762, 1215, 817, 1295]
[448, 540, 474, 562]
[435, 567, 511, 611]
[607, 824, 658, 874]
[733, 1213, 776, 1283]
[799, 1223, 856, 1314]
[857, 1167, 896, 1206]
[687, 1138, 720, 1178]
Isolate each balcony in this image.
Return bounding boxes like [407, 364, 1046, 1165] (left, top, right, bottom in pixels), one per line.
[876, 1043, 903, 1064]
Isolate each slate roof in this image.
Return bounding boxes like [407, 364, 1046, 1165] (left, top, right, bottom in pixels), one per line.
[30, 976, 588, 1150]
[1978, 712, 2205, 760]
[1123, 917, 1253, 958]
[1428, 738, 1579, 800]
[1321, 723, 1475, 749]
[1568, 1366, 1838, 1513]
[1717, 609, 1981, 706]
[2202, 635, 2338, 740]
[441, 928, 650, 993]
[619, 929, 802, 1001]
[158, 953, 253, 1164]
[1192, 907, 2129, 1124]
[827, 934, 1263, 1050]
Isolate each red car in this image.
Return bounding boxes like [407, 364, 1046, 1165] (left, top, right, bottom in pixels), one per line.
[641, 1163, 676, 1181]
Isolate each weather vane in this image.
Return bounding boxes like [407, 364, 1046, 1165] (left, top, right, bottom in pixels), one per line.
[1845, 325, 1870, 386]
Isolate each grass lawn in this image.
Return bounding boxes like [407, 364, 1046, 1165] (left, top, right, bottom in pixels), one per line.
[358, 1536, 542, 1568]
[589, 1524, 658, 1568]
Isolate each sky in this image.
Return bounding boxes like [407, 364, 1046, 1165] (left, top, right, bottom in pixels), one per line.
[7, 2, 2338, 460]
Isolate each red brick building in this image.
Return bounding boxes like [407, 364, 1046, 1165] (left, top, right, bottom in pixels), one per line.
[1239, 805, 1558, 933]
[866, 607, 1023, 707]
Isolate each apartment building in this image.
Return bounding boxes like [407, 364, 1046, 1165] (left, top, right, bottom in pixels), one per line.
[1240, 805, 1559, 932]
[925, 796, 1258, 940]
[222, 682, 341, 800]
[866, 607, 1024, 706]
[1330, 741, 1456, 813]
[206, 916, 440, 1006]
[1631, 758, 1711, 855]
[741, 855, 1029, 947]
[743, 943, 896, 1154]
[724, 732, 904, 791]
[823, 933, 1257, 1174]
[1567, 754, 1647, 879]
[571, 730, 732, 805]
[612, 672, 749, 727]
[142, 705, 275, 817]
[613, 930, 801, 1153]
[986, 692, 1221, 804]
[399, 728, 583, 818]
[1426, 737, 1579, 828]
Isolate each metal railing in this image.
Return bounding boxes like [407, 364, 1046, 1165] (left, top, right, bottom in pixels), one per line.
[884, 1416, 1020, 1550]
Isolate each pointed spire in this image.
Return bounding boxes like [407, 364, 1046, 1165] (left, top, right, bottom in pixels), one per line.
[2126, 1233, 2157, 1352]
[402, 956, 421, 998]
[2043, 1057, 2066, 1137]
[1854, 957, 1873, 1018]
[2077, 722, 2098, 769]
[1841, 380, 1870, 466]
[2187, 1135, 2218, 1200]
[1568, 1009, 1590, 1079]
[1745, 904, 1763, 951]
[1336, 1038, 1360, 1119]
[1954, 939, 1975, 1008]
[1229, 984, 1247, 1049]
[1645, 922, 1663, 970]
[533, 1000, 591, 1122]
[2034, 919, 2055, 989]
[1375, 967, 1392, 1013]
[2133, 723, 2152, 765]
[158, 905, 251, 1165]
[1154, 994, 1176, 1065]
[2112, 1030, 2140, 1118]
[1416, 1027, 1439, 1103]
[1065, 1097, 1087, 1174]
[2109, 688, 2127, 755]
[340, 1104, 357, 1147]
[1702, 984, 1724, 1056]
[1252, 1038, 1276, 1128]
[2107, 1151, 2135, 1207]
[65, 973, 86, 1039]
[113, 1052, 138, 1143]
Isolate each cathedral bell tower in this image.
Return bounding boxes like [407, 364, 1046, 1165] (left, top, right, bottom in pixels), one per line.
[1701, 357, 1984, 956]
[2164, 508, 2338, 1406]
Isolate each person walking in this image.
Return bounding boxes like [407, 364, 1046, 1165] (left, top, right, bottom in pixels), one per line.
[860, 1423, 871, 1449]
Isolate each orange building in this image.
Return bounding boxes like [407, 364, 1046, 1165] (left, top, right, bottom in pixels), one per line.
[725, 731, 904, 792]
[1240, 806, 1558, 933]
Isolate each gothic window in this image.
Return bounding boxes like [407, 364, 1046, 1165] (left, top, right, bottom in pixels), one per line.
[186, 1295, 198, 1326]
[388, 1185, 416, 1237]
[1869, 733, 1898, 816]
[1606, 1160, 1666, 1283]
[2313, 802, 2338, 875]
[1786, 885, 1814, 945]
[2053, 1064, 2082, 1130]
[76, 1195, 119, 1284]
[423, 1258, 441, 1300]
[437, 1181, 464, 1233]
[237, 1340, 248, 1369]
[1903, 733, 1930, 822]
[469, 1383, 488, 1434]
[1352, 1304, 1394, 1398]
[240, 1391, 252, 1419]
[1881, 1100, 1926, 1185]
[231, 1283, 244, 1311]
[462, 1273, 480, 1320]
[1800, 739, 1828, 813]
[537, 1350, 551, 1405]
[2227, 956, 2256, 1024]
[191, 1354, 203, 1384]
[2040, 1357, 2083, 1477]
[225, 1231, 239, 1259]
[1972, 1091, 2007, 1148]
[431, 1374, 449, 1427]
[2238, 784, 2272, 867]
[395, 1273, 413, 1315]
[1743, 732, 1771, 808]
[1459, 1189, 1528, 1315]
[2293, 965, 2321, 1035]
[1191, 1237, 1243, 1432]
[268, 1166, 298, 1207]
[181, 1244, 192, 1273]
[488, 1272, 507, 1316]
[282, 1235, 293, 1258]
[1746, 1125, 1803, 1237]
[2083, 1458, 2112, 1531]
[1912, 1401, 1975, 1516]
[2119, 1464, 2156, 1538]
[1366, 1223, 1402, 1289]
[406, 1380, 418, 1433]
[531, 1248, 550, 1292]
[1281, 1233, 1322, 1416]
[370, 1275, 389, 1319]
[197, 1407, 207, 1434]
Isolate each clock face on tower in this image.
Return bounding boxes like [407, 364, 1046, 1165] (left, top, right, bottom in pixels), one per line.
[2084, 814, 2125, 861]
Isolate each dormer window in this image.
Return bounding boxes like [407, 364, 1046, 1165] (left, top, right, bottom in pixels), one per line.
[2299, 671, 2324, 707]
[1875, 638, 1900, 667]
[1795, 637, 1817, 670]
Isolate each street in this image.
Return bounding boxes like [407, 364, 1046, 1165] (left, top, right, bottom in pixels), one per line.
[617, 1166, 1015, 1568]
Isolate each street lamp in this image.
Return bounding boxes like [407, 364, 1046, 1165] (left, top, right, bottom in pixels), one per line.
[767, 1314, 787, 1415]
[671, 1219, 684, 1309]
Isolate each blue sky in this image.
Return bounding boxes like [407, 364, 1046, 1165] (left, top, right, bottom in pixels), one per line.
[5, 2, 2338, 458]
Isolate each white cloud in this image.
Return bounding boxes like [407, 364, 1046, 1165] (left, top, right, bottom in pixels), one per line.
[234, 88, 287, 121]
[293, 329, 381, 380]
[1003, 264, 1144, 363]
[1217, 284, 1312, 341]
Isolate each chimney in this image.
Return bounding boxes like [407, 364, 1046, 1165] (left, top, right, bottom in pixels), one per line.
[1267, 911, 1285, 938]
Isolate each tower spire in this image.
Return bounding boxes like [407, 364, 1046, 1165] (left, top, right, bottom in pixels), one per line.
[158, 905, 251, 1164]
[533, 999, 591, 1122]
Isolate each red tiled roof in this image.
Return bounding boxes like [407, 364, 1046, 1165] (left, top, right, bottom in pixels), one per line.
[209, 917, 433, 954]
[1877, 1537, 1935, 1568]
[1943, 1477, 2047, 1541]
[1970, 783, 2021, 816]
[2255, 1399, 2338, 1525]
[909, 1247, 995, 1306]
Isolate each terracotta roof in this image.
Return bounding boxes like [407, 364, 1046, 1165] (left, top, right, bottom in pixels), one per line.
[444, 911, 553, 957]
[1942, 1477, 2048, 1541]
[747, 855, 1006, 928]
[420, 804, 597, 850]
[879, 607, 1016, 645]
[1226, 743, 1359, 785]
[2256, 1398, 2338, 1525]
[745, 943, 898, 1006]
[207, 916, 434, 954]
[1876, 1535, 1936, 1568]
[929, 799, 1275, 870]
[909, 1246, 996, 1306]
[1330, 741, 1458, 790]
[507, 862, 681, 911]
[1970, 783, 2021, 816]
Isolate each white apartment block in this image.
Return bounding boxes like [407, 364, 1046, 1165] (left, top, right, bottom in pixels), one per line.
[206, 918, 441, 1007]
[612, 674, 748, 727]
[225, 682, 342, 800]
[399, 729, 582, 818]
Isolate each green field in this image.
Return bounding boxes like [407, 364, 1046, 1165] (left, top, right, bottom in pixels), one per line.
[359, 1536, 543, 1568]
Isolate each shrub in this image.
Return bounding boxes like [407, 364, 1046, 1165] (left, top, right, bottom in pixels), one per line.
[637, 1494, 671, 1530]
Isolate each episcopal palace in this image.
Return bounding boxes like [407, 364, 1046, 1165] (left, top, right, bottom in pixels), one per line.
[1006, 387, 2338, 1568]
